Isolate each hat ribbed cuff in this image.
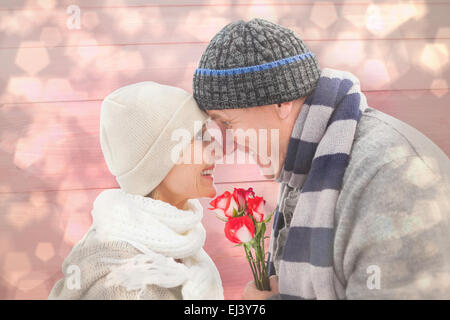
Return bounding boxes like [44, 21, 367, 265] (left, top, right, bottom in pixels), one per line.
[193, 53, 320, 110]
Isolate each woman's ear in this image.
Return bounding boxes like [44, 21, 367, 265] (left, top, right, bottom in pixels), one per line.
[274, 101, 293, 120]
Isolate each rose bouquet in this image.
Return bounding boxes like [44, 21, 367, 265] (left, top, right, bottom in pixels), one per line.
[209, 188, 274, 291]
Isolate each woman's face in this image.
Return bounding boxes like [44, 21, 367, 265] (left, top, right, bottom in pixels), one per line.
[156, 127, 217, 202]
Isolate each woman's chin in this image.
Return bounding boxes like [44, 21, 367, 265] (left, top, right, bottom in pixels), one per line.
[205, 186, 217, 198]
[199, 185, 216, 199]
[208, 188, 217, 198]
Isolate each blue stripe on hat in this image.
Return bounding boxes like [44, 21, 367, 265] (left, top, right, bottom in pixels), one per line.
[195, 52, 315, 76]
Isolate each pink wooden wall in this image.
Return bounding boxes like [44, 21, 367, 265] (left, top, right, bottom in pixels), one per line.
[1, 0, 449, 299]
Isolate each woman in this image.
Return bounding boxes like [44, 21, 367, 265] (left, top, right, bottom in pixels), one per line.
[48, 82, 223, 300]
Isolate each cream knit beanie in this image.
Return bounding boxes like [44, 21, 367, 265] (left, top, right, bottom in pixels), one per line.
[100, 82, 209, 196]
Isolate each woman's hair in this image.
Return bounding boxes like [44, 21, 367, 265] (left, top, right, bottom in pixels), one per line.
[147, 188, 160, 200]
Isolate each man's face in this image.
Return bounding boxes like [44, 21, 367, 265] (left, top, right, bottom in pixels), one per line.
[206, 106, 281, 178]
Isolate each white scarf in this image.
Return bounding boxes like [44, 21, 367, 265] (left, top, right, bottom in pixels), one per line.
[90, 188, 224, 300]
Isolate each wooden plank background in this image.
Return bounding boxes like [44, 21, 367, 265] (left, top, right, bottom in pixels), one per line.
[0, 0, 449, 299]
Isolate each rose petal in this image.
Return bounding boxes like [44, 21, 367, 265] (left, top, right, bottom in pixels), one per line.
[235, 225, 253, 243]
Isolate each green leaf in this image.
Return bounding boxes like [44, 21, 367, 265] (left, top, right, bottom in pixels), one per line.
[261, 223, 266, 236]
[263, 210, 275, 223]
[214, 213, 228, 222]
[255, 221, 262, 236]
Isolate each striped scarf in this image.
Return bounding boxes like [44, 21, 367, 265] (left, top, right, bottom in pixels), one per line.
[269, 68, 368, 299]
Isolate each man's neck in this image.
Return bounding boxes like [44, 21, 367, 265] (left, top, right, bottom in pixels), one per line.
[276, 97, 306, 178]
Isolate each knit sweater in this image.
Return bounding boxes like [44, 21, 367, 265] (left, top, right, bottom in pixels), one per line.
[48, 229, 183, 299]
[48, 190, 224, 300]
[269, 107, 450, 299]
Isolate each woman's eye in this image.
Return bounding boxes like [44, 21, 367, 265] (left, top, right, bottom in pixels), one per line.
[195, 130, 203, 140]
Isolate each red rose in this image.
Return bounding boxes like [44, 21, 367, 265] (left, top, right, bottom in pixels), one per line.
[209, 187, 272, 291]
[247, 196, 266, 223]
[209, 191, 239, 220]
[232, 187, 256, 211]
[224, 215, 255, 244]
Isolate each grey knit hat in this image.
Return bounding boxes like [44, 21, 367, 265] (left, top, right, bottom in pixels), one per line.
[193, 18, 320, 110]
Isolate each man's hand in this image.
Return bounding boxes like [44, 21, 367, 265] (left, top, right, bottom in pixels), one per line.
[242, 275, 279, 300]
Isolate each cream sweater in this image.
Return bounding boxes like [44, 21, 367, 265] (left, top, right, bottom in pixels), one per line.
[48, 189, 224, 300]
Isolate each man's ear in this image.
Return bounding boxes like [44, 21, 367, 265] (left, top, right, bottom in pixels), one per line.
[274, 101, 293, 120]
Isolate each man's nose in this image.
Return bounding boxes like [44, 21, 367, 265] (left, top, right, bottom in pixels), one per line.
[223, 133, 238, 155]
[217, 125, 237, 155]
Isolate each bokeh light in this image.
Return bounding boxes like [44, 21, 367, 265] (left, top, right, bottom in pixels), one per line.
[35, 242, 55, 262]
[15, 43, 50, 75]
[430, 79, 449, 97]
[363, 59, 391, 88]
[420, 43, 449, 73]
[76, 38, 100, 64]
[39, 27, 62, 47]
[6, 77, 44, 102]
[2, 252, 32, 286]
[37, 0, 56, 10]
[310, 2, 337, 30]
[365, 3, 426, 37]
[83, 11, 100, 30]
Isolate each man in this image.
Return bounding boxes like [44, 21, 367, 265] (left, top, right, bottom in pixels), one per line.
[193, 19, 450, 299]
